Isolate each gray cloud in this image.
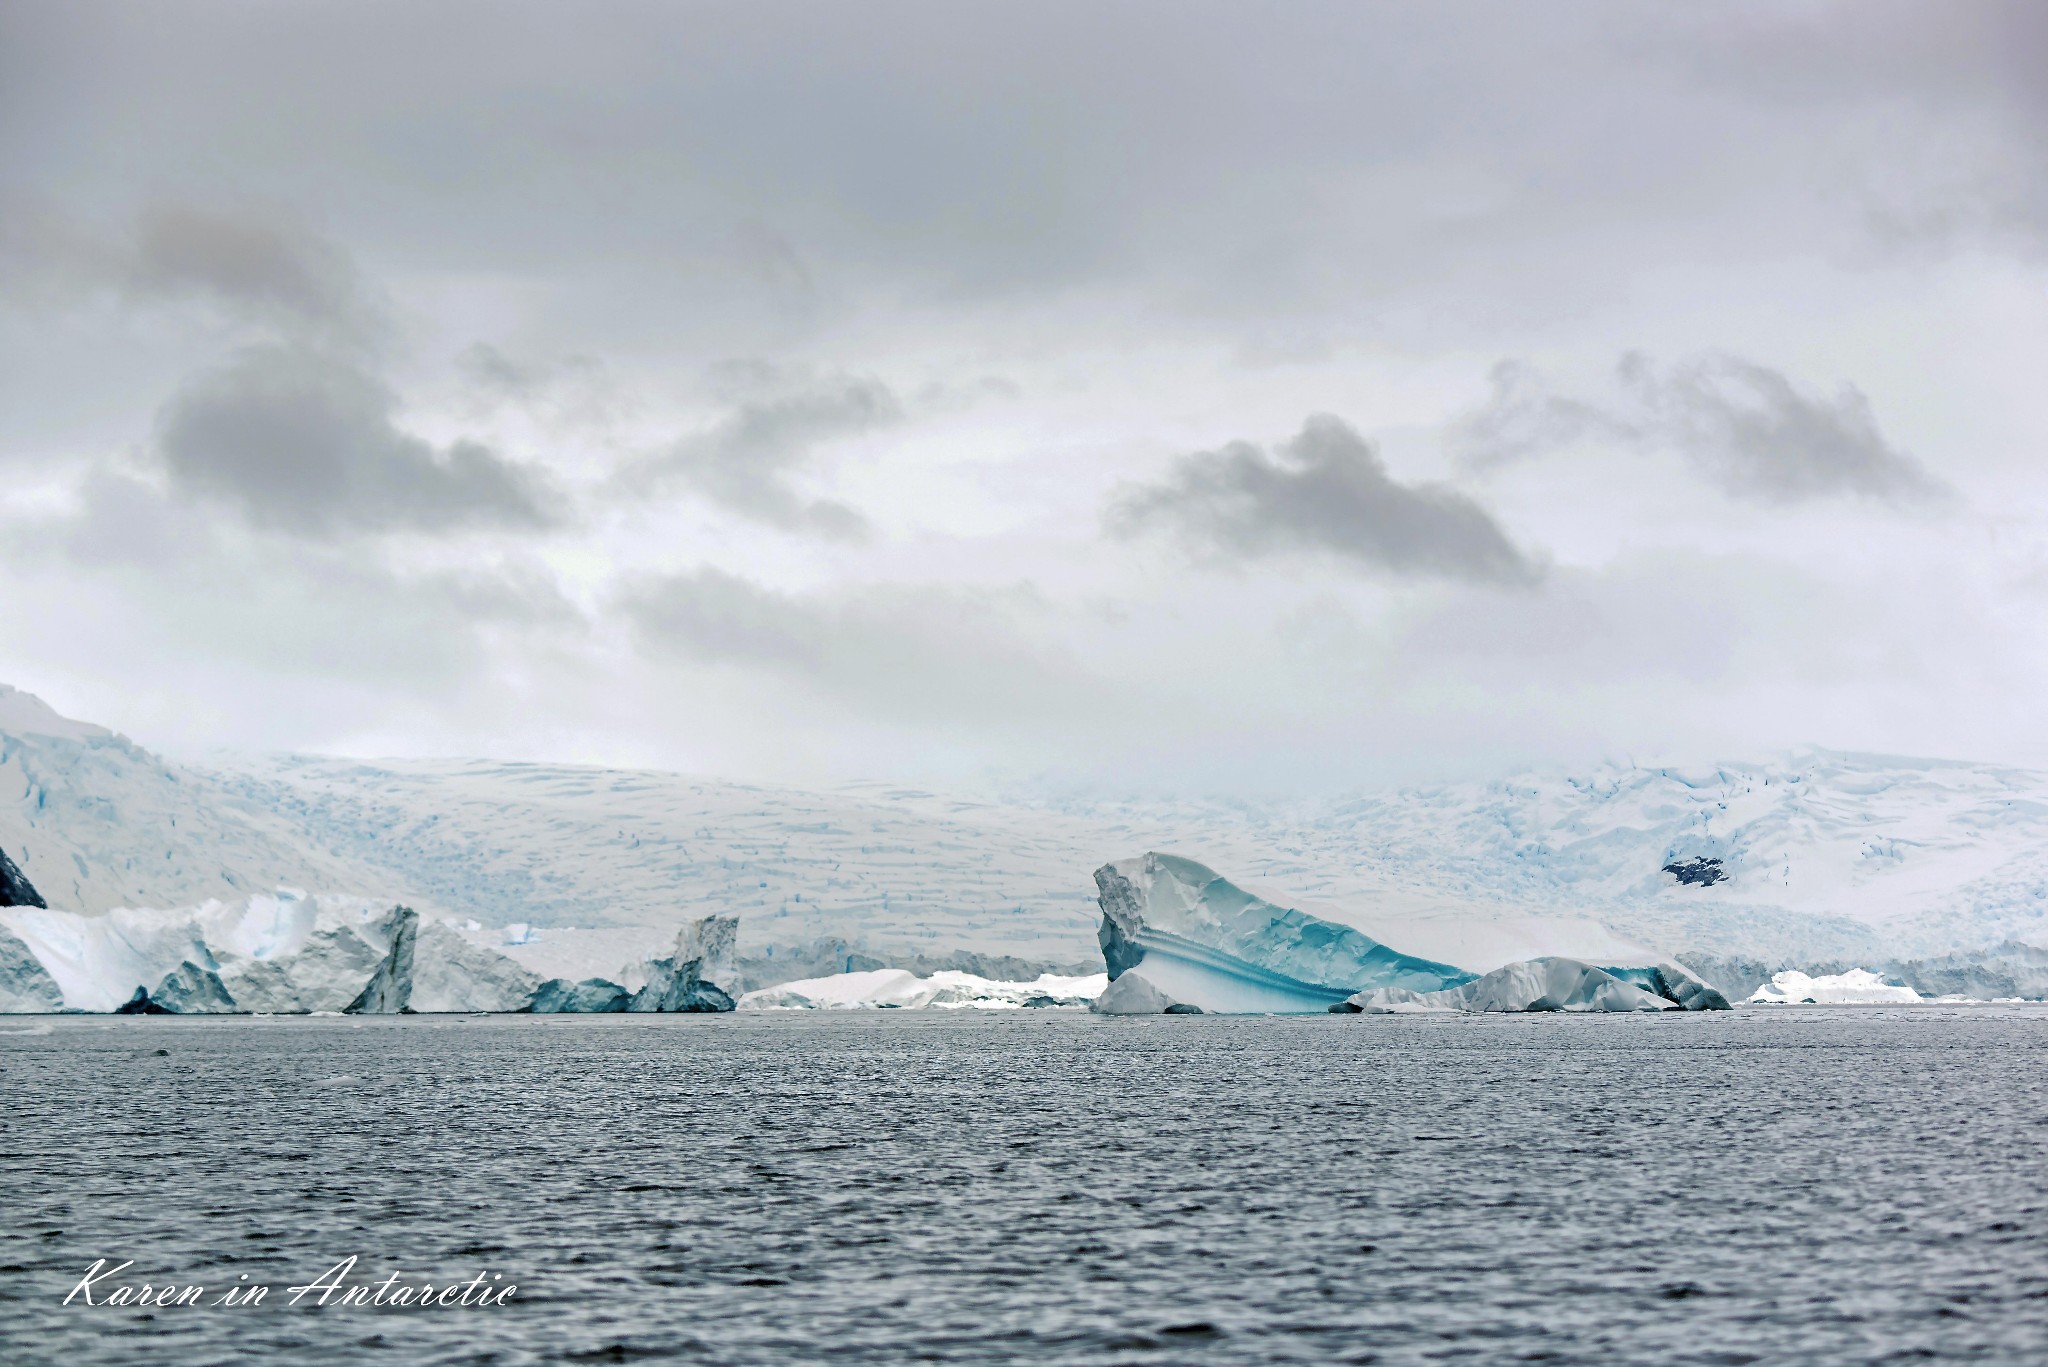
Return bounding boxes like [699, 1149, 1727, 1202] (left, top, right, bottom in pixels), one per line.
[1454, 353, 1950, 506]
[619, 567, 1099, 724]
[125, 204, 372, 335]
[1111, 414, 1540, 585]
[156, 346, 562, 537]
[0, 199, 376, 339]
[623, 365, 898, 539]
[0, 470, 585, 694]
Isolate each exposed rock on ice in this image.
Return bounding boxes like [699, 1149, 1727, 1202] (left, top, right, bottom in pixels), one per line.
[1091, 854, 1473, 1014]
[1747, 969, 1922, 1004]
[1662, 857, 1726, 887]
[1, 843, 45, 908]
[1341, 957, 1729, 1013]
[739, 967, 1106, 1010]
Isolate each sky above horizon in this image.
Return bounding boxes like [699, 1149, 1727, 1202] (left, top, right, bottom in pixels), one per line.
[3, 1, 2046, 794]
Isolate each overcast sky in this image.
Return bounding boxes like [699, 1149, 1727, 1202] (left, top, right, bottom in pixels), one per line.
[2, 1, 2045, 792]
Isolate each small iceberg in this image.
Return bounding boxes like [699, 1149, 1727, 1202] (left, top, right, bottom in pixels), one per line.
[1340, 957, 1728, 1014]
[739, 968, 1106, 1011]
[1747, 969, 1922, 1004]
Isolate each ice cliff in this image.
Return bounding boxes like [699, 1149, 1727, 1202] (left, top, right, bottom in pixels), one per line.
[1090, 854, 1474, 1014]
[1340, 957, 1728, 1013]
[0, 892, 741, 1014]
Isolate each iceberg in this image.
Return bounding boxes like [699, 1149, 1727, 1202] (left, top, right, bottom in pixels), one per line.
[739, 967, 1106, 1010]
[624, 916, 742, 1012]
[1747, 969, 1922, 1004]
[1091, 854, 1474, 1014]
[1341, 957, 1729, 1014]
[0, 923, 62, 1012]
[0, 892, 734, 1014]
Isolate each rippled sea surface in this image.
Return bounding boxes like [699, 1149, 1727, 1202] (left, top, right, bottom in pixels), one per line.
[4, 1008, 2047, 1366]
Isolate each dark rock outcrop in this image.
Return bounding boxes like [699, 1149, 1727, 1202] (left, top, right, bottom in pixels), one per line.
[0, 844, 45, 909]
[1662, 857, 1726, 887]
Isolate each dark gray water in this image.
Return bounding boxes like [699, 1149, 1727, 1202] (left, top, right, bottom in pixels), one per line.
[3, 1009, 2046, 1366]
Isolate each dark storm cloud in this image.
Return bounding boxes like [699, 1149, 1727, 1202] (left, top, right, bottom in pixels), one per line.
[622, 366, 898, 540]
[156, 346, 562, 537]
[1454, 354, 1949, 507]
[1111, 415, 1540, 585]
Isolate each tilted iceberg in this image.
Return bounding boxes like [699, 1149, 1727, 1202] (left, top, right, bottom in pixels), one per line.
[1090, 854, 1731, 1014]
[739, 967, 1106, 1010]
[0, 891, 741, 1013]
[1747, 969, 1922, 1004]
[1341, 957, 1728, 1013]
[1091, 854, 1474, 1014]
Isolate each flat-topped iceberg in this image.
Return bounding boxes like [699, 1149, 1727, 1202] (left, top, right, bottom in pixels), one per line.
[740, 967, 1106, 1010]
[1342, 957, 1728, 1014]
[1091, 854, 1474, 1014]
[1747, 969, 1921, 1004]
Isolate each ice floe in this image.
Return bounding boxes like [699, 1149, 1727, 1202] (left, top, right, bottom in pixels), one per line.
[1746, 969, 1923, 1004]
[739, 968, 1105, 1010]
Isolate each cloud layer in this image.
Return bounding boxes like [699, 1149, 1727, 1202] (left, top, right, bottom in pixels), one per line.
[156, 347, 561, 537]
[1, 3, 2043, 786]
[1454, 353, 1949, 507]
[621, 365, 897, 539]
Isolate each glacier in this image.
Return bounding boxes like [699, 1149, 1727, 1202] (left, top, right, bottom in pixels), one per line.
[1747, 969, 1923, 1005]
[738, 968, 1106, 1010]
[9, 685, 2048, 1001]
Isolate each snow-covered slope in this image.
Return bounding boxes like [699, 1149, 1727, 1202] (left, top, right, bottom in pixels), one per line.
[6, 684, 2048, 985]
[0, 693, 398, 914]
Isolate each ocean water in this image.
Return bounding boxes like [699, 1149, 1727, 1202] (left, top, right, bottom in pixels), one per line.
[3, 1009, 2045, 1366]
